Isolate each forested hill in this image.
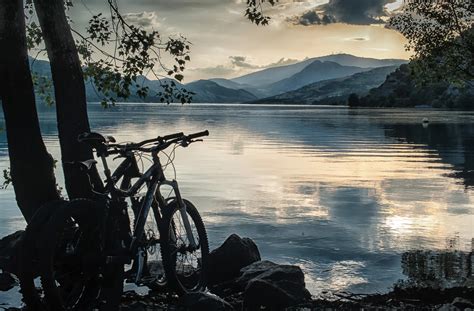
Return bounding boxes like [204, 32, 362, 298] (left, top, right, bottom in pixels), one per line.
[352, 64, 474, 109]
[250, 66, 399, 105]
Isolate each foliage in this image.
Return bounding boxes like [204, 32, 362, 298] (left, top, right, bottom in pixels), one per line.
[31, 72, 54, 106]
[24, 0, 194, 106]
[21, 0, 281, 106]
[389, 1, 474, 85]
[358, 64, 474, 109]
[245, 0, 278, 25]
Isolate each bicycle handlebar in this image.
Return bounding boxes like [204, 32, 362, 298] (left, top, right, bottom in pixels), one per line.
[106, 130, 209, 155]
[188, 130, 209, 140]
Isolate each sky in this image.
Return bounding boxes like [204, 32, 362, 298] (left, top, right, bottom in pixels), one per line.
[69, 0, 410, 82]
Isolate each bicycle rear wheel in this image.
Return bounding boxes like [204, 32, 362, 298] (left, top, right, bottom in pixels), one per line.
[18, 200, 65, 310]
[39, 199, 105, 310]
[160, 199, 209, 295]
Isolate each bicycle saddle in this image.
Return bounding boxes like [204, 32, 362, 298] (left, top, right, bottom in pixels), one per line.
[78, 132, 116, 147]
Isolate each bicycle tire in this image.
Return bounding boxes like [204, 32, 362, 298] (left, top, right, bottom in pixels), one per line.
[39, 198, 105, 310]
[160, 199, 209, 295]
[18, 200, 66, 310]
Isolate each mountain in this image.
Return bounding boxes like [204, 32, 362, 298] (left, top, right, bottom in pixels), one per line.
[355, 64, 474, 109]
[27, 57, 255, 104]
[231, 54, 407, 88]
[185, 80, 257, 103]
[265, 61, 371, 96]
[209, 78, 247, 90]
[315, 54, 407, 68]
[250, 65, 399, 105]
[29, 58, 52, 76]
[209, 78, 272, 98]
[231, 59, 315, 87]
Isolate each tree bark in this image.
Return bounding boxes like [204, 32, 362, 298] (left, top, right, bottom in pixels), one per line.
[0, 0, 60, 222]
[33, 0, 104, 199]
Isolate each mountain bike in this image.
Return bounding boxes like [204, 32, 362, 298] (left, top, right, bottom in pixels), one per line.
[35, 130, 210, 310]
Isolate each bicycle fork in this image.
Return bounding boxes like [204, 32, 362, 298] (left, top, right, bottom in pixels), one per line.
[171, 180, 198, 250]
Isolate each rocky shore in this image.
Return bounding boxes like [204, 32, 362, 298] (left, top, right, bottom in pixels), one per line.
[1, 231, 474, 310]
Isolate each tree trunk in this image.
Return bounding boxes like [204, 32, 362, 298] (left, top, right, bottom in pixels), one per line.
[33, 0, 104, 199]
[0, 0, 60, 222]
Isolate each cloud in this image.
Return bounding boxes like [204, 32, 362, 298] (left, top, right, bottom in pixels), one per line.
[189, 65, 237, 77]
[123, 11, 161, 28]
[266, 57, 302, 68]
[347, 37, 369, 41]
[229, 56, 260, 69]
[188, 55, 306, 80]
[290, 0, 396, 26]
[288, 10, 336, 26]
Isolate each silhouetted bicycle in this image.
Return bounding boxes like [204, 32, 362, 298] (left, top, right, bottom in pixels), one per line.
[21, 130, 210, 310]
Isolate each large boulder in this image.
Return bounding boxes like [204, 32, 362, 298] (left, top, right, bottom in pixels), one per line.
[208, 234, 261, 285]
[179, 292, 234, 311]
[236, 260, 279, 286]
[240, 261, 312, 309]
[0, 230, 23, 274]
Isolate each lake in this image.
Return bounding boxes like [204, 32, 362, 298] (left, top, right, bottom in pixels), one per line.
[1, 104, 473, 297]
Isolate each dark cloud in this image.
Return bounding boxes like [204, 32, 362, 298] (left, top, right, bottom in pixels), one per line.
[291, 0, 396, 26]
[288, 10, 336, 26]
[229, 56, 260, 69]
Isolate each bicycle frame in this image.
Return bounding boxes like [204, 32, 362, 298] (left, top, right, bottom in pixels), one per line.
[99, 148, 197, 262]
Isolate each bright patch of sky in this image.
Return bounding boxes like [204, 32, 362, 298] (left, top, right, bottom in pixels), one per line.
[68, 0, 410, 82]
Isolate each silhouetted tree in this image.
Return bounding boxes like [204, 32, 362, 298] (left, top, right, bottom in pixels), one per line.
[0, 0, 59, 221]
[389, 1, 473, 85]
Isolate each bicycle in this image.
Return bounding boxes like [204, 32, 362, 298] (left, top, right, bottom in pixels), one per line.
[33, 130, 210, 310]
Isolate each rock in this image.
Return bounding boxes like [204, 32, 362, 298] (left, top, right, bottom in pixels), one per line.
[179, 292, 234, 311]
[0, 272, 18, 291]
[241, 262, 311, 309]
[0, 231, 23, 274]
[236, 260, 279, 286]
[243, 279, 299, 309]
[452, 297, 474, 309]
[208, 234, 261, 285]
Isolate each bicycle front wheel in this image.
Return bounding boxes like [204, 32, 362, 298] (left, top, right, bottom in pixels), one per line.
[160, 199, 209, 295]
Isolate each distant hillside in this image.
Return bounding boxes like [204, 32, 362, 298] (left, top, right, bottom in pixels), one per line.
[265, 61, 371, 96]
[231, 54, 407, 88]
[28, 54, 411, 105]
[209, 78, 270, 98]
[251, 65, 399, 105]
[231, 59, 314, 87]
[28, 57, 256, 104]
[185, 80, 257, 103]
[315, 54, 406, 68]
[356, 64, 474, 109]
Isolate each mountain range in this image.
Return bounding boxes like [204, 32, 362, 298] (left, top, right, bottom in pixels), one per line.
[29, 54, 408, 104]
[251, 65, 400, 105]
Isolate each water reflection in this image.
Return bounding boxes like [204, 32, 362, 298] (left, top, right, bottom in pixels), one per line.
[400, 238, 474, 288]
[385, 122, 474, 188]
[0, 104, 473, 295]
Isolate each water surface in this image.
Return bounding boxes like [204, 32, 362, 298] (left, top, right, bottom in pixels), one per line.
[1, 104, 473, 296]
